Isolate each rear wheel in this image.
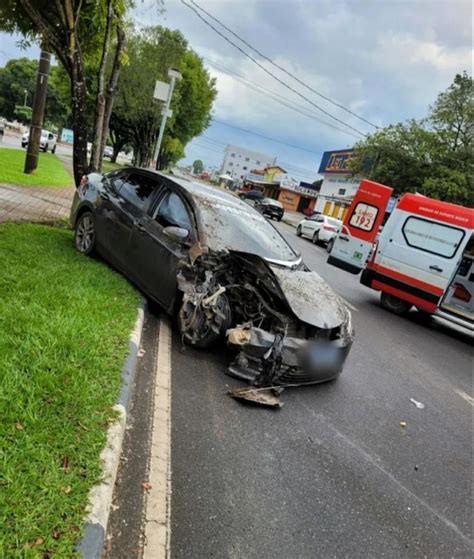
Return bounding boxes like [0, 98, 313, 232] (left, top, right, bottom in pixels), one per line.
[296, 225, 302, 237]
[74, 211, 96, 255]
[380, 292, 412, 314]
[326, 238, 334, 253]
[312, 230, 320, 245]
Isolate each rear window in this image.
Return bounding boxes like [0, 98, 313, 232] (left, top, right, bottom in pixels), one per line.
[402, 216, 465, 258]
[349, 202, 379, 231]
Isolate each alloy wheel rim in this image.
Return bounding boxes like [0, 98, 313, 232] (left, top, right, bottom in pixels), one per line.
[77, 215, 94, 252]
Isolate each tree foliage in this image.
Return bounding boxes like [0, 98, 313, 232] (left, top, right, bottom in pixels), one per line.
[192, 159, 204, 174]
[0, 58, 71, 127]
[350, 72, 473, 206]
[109, 25, 217, 168]
[0, 0, 133, 184]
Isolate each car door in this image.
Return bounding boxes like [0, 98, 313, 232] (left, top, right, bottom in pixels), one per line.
[328, 179, 393, 274]
[94, 171, 157, 272]
[128, 185, 195, 311]
[303, 214, 323, 236]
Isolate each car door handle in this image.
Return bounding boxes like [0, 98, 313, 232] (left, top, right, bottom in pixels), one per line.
[134, 219, 146, 232]
[429, 265, 443, 272]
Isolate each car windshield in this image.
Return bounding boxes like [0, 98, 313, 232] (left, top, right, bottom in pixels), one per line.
[196, 194, 298, 262]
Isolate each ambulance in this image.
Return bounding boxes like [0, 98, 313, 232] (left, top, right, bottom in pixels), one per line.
[327, 180, 474, 331]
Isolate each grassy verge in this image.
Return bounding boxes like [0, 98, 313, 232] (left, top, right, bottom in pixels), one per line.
[102, 160, 126, 173]
[0, 148, 73, 188]
[0, 223, 140, 557]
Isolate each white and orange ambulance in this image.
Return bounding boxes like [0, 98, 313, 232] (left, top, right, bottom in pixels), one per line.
[328, 180, 474, 331]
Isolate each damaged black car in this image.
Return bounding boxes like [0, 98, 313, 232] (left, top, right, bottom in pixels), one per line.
[71, 168, 354, 394]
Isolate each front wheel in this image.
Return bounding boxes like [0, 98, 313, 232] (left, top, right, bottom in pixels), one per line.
[74, 211, 96, 255]
[312, 231, 319, 245]
[178, 293, 232, 348]
[326, 238, 334, 253]
[296, 225, 302, 237]
[380, 292, 412, 315]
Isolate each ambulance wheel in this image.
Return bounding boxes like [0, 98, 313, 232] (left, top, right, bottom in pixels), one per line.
[326, 238, 334, 253]
[380, 292, 412, 314]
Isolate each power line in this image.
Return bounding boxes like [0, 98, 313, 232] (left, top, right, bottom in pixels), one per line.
[211, 118, 321, 154]
[180, 0, 367, 138]
[189, 0, 378, 130]
[204, 58, 362, 140]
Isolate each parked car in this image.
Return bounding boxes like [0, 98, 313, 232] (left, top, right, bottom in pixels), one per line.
[21, 129, 57, 153]
[71, 169, 353, 388]
[296, 214, 343, 246]
[238, 189, 264, 202]
[255, 198, 284, 221]
[103, 145, 114, 158]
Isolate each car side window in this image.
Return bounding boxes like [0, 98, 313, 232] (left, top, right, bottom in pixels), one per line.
[312, 215, 324, 222]
[117, 173, 157, 210]
[154, 190, 192, 231]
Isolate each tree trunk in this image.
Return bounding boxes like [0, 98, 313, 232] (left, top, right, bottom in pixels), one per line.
[99, 26, 126, 167]
[89, 0, 113, 172]
[71, 61, 88, 186]
[111, 141, 124, 163]
[25, 49, 51, 174]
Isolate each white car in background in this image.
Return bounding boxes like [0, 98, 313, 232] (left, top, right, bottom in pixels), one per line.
[21, 129, 57, 153]
[296, 214, 343, 249]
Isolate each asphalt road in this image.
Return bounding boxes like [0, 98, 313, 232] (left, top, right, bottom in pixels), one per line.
[169, 221, 473, 558]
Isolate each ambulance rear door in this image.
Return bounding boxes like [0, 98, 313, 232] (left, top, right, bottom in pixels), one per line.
[327, 179, 393, 274]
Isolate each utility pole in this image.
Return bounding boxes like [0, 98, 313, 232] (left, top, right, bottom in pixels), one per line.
[24, 49, 51, 175]
[23, 89, 28, 107]
[153, 68, 182, 170]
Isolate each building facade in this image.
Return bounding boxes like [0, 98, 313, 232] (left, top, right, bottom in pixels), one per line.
[314, 148, 360, 221]
[221, 145, 276, 180]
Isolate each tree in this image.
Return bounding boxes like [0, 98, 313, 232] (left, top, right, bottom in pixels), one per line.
[350, 73, 473, 205]
[110, 26, 217, 168]
[192, 159, 204, 174]
[0, 0, 131, 185]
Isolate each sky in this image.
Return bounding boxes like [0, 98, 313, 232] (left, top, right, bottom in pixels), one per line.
[0, 0, 472, 182]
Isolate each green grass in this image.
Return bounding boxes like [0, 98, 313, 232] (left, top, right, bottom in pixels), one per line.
[0, 223, 141, 557]
[0, 148, 73, 188]
[101, 160, 126, 173]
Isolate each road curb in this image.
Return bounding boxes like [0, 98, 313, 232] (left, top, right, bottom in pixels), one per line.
[76, 302, 146, 559]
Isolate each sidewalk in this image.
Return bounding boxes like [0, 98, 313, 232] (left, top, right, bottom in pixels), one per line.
[0, 153, 75, 224]
[281, 209, 303, 228]
[0, 183, 75, 223]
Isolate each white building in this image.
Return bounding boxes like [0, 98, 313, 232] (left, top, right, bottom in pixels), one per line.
[221, 145, 276, 180]
[314, 148, 360, 221]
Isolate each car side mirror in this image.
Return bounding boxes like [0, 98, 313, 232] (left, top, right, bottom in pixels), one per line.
[164, 226, 189, 243]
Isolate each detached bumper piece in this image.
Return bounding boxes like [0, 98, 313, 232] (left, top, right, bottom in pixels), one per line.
[227, 326, 352, 388]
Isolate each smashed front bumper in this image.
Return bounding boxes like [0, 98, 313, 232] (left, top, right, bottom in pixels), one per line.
[227, 325, 353, 387]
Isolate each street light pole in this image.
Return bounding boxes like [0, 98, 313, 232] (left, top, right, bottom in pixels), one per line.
[23, 89, 28, 106]
[153, 68, 182, 170]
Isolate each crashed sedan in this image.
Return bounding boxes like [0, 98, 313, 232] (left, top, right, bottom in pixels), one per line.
[71, 169, 353, 398]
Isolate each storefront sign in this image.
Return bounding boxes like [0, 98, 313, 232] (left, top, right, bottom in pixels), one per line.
[318, 149, 354, 175]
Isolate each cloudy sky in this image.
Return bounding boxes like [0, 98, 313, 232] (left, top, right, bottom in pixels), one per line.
[1, 0, 471, 181]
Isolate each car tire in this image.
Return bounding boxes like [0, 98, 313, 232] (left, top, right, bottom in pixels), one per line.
[52, 145, 56, 154]
[326, 238, 334, 253]
[42, 145, 47, 152]
[296, 225, 302, 237]
[380, 292, 412, 314]
[278, 217, 282, 221]
[312, 231, 320, 245]
[74, 211, 96, 256]
[178, 293, 232, 348]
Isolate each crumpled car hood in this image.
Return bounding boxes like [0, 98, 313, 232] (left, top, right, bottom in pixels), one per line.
[270, 267, 349, 330]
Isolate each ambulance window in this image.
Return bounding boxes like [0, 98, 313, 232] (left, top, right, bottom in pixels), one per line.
[349, 202, 378, 232]
[402, 217, 465, 258]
